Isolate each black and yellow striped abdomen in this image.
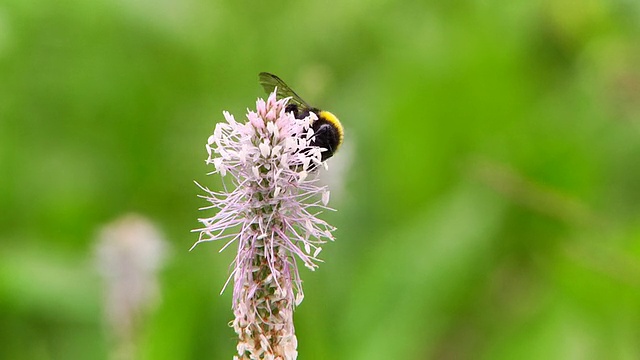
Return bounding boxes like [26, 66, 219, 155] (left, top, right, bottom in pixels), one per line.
[314, 110, 343, 161]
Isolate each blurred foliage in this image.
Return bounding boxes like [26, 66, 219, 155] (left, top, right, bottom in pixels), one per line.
[1, 0, 640, 359]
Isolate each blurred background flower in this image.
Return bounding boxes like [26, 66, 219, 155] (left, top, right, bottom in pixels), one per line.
[1, 0, 640, 359]
[96, 213, 168, 360]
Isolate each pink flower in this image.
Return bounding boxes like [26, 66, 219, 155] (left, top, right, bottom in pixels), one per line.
[193, 91, 336, 359]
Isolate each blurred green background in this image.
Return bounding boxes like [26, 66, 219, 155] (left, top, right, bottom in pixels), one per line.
[2, 0, 640, 359]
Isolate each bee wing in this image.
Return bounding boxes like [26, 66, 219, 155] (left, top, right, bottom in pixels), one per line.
[259, 72, 311, 110]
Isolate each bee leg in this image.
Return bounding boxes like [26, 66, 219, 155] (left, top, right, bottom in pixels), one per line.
[310, 124, 336, 162]
[296, 125, 332, 172]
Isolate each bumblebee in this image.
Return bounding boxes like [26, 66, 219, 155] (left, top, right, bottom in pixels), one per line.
[259, 72, 343, 162]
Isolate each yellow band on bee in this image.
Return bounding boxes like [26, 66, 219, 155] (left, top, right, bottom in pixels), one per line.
[318, 110, 344, 146]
